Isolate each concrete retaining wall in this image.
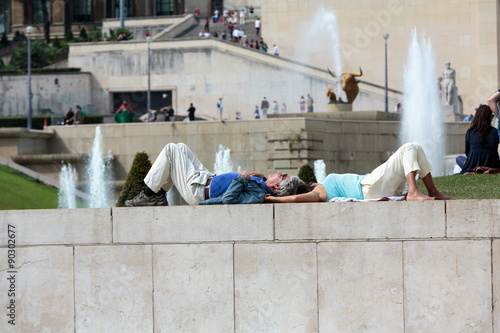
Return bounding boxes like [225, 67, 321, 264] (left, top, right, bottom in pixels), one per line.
[0, 73, 92, 117]
[0, 200, 498, 332]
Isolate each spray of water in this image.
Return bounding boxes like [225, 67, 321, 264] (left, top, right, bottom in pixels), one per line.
[58, 163, 77, 209]
[296, 5, 343, 98]
[214, 144, 234, 174]
[401, 29, 444, 176]
[314, 159, 327, 183]
[88, 126, 112, 208]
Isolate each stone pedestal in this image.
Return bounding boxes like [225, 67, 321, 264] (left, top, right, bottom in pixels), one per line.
[328, 102, 353, 112]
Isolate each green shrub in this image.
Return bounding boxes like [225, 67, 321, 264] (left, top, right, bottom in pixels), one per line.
[108, 28, 133, 41]
[52, 36, 62, 49]
[9, 40, 62, 69]
[89, 30, 102, 42]
[81, 115, 104, 124]
[0, 67, 81, 74]
[0, 32, 9, 48]
[116, 152, 152, 207]
[0, 116, 51, 130]
[65, 29, 74, 42]
[13, 31, 21, 42]
[79, 27, 88, 41]
[298, 164, 317, 184]
[0, 58, 4, 69]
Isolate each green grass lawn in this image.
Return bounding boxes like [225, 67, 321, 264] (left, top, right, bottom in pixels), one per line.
[417, 173, 500, 199]
[0, 165, 59, 210]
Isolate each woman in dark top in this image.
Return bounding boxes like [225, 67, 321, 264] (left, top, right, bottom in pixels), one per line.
[460, 104, 500, 174]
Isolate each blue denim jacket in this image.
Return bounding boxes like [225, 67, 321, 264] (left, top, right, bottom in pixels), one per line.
[198, 174, 270, 205]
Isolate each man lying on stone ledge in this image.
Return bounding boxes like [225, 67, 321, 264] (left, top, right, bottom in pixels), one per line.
[265, 143, 454, 203]
[125, 143, 301, 207]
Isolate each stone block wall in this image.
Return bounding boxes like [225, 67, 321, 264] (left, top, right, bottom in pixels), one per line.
[0, 200, 498, 331]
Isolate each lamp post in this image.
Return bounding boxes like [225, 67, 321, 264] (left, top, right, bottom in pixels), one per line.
[26, 26, 33, 129]
[383, 32, 389, 113]
[120, 0, 124, 28]
[146, 36, 152, 112]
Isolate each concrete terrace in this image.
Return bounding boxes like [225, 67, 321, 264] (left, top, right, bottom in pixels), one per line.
[0, 200, 499, 331]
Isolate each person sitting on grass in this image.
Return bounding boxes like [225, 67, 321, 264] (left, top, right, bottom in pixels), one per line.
[125, 143, 301, 207]
[264, 142, 454, 203]
[458, 104, 500, 174]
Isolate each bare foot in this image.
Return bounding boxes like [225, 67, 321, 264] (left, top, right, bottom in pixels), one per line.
[428, 191, 455, 200]
[406, 190, 435, 201]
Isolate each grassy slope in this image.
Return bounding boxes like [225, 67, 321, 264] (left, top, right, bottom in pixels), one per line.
[0, 165, 59, 210]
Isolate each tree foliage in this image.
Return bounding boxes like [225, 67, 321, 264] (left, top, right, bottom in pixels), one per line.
[116, 152, 152, 207]
[9, 39, 61, 69]
[0, 32, 9, 48]
[79, 27, 88, 41]
[298, 164, 317, 184]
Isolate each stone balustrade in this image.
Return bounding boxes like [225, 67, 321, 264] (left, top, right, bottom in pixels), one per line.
[0, 200, 498, 331]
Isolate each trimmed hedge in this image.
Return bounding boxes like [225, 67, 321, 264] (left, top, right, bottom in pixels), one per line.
[0, 67, 81, 75]
[116, 152, 152, 207]
[298, 164, 317, 184]
[0, 115, 103, 129]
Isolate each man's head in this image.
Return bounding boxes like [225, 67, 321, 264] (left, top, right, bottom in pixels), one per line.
[264, 171, 301, 196]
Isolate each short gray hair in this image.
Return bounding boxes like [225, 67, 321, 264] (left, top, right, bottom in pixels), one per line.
[275, 176, 301, 197]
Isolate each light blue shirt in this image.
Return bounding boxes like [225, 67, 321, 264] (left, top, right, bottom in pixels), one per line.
[321, 173, 365, 201]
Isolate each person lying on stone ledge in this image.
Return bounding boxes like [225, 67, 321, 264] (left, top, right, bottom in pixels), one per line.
[264, 143, 454, 203]
[125, 143, 301, 207]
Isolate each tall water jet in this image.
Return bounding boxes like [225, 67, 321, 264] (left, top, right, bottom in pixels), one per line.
[214, 144, 234, 175]
[58, 163, 77, 209]
[314, 160, 327, 183]
[87, 126, 112, 208]
[297, 6, 343, 97]
[401, 30, 444, 176]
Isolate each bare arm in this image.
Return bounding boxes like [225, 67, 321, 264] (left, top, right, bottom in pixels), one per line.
[488, 91, 500, 118]
[264, 185, 328, 203]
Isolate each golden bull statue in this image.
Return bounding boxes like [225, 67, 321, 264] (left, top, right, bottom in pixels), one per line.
[327, 67, 363, 103]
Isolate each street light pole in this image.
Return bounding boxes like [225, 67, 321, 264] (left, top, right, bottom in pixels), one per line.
[383, 33, 390, 113]
[26, 26, 33, 129]
[146, 36, 152, 112]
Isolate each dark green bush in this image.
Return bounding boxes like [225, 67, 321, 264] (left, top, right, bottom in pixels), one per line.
[298, 164, 317, 184]
[0, 115, 102, 129]
[0, 67, 81, 74]
[81, 115, 104, 124]
[79, 27, 88, 41]
[0, 32, 9, 48]
[116, 152, 152, 207]
[89, 30, 102, 42]
[52, 36, 62, 49]
[108, 28, 133, 41]
[65, 29, 74, 42]
[13, 31, 22, 42]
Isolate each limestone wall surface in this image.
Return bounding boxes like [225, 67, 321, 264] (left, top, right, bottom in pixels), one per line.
[0, 200, 498, 332]
[0, 73, 92, 117]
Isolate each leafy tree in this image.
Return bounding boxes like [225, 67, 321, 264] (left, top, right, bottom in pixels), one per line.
[9, 39, 60, 69]
[298, 164, 317, 184]
[116, 152, 152, 207]
[0, 32, 9, 48]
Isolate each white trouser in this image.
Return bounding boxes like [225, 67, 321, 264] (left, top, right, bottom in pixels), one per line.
[144, 143, 214, 205]
[361, 142, 433, 199]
